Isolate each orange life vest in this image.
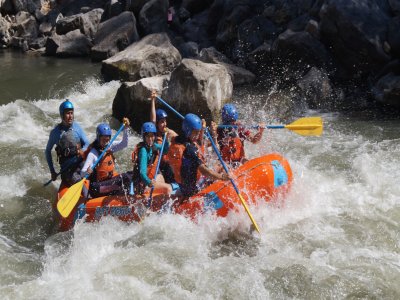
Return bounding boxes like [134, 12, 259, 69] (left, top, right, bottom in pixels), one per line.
[95, 151, 118, 181]
[220, 136, 245, 162]
[165, 138, 203, 184]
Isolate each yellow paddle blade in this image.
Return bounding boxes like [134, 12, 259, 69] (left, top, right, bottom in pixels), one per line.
[57, 179, 86, 218]
[238, 194, 260, 233]
[285, 117, 323, 136]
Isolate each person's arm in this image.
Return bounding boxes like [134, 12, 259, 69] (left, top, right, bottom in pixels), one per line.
[138, 147, 152, 186]
[150, 90, 156, 124]
[45, 128, 58, 176]
[81, 150, 97, 175]
[199, 164, 230, 181]
[74, 122, 89, 150]
[110, 127, 128, 153]
[246, 124, 265, 144]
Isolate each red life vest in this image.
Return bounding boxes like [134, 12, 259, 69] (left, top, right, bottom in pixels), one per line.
[217, 128, 246, 163]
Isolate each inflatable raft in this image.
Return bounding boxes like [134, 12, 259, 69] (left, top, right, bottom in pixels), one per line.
[55, 153, 292, 231]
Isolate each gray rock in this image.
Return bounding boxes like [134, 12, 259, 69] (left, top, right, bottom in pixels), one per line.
[319, 0, 391, 76]
[296, 67, 333, 109]
[91, 11, 139, 62]
[45, 29, 92, 57]
[164, 58, 233, 120]
[373, 72, 400, 108]
[138, 0, 168, 35]
[112, 75, 170, 132]
[199, 47, 255, 85]
[101, 32, 181, 81]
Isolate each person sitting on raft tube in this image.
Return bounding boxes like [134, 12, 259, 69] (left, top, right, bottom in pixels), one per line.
[149, 91, 178, 184]
[180, 113, 230, 198]
[81, 118, 132, 198]
[132, 122, 178, 195]
[215, 104, 265, 168]
[45, 99, 89, 187]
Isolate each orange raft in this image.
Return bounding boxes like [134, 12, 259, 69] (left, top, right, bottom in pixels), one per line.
[56, 153, 293, 231]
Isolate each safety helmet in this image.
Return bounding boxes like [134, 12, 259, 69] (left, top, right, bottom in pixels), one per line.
[221, 104, 238, 124]
[156, 109, 168, 122]
[182, 113, 202, 138]
[96, 123, 112, 140]
[141, 122, 157, 136]
[59, 99, 74, 117]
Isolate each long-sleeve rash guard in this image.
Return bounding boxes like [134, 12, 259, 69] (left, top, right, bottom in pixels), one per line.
[138, 140, 169, 186]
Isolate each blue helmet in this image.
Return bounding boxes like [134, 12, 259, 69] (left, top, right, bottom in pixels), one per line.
[156, 109, 168, 121]
[141, 122, 157, 136]
[221, 104, 238, 124]
[182, 113, 202, 138]
[59, 99, 74, 117]
[96, 123, 112, 140]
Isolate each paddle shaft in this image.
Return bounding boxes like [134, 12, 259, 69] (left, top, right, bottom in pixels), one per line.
[148, 132, 167, 207]
[156, 96, 260, 233]
[204, 130, 260, 233]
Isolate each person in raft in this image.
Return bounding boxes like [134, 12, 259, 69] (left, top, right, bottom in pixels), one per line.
[132, 122, 179, 195]
[214, 103, 265, 168]
[180, 113, 230, 198]
[81, 118, 132, 197]
[45, 99, 89, 187]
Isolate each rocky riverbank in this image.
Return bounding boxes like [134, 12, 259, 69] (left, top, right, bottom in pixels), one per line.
[1, 0, 399, 127]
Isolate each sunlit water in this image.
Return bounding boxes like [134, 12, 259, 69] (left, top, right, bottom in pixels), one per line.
[0, 53, 399, 300]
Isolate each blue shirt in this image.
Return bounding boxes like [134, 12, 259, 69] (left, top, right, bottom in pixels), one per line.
[45, 122, 89, 174]
[138, 140, 170, 186]
[180, 142, 204, 197]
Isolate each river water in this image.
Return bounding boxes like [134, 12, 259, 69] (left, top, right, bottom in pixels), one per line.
[0, 50, 399, 299]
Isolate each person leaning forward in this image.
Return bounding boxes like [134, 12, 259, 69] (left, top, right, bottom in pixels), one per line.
[45, 99, 89, 187]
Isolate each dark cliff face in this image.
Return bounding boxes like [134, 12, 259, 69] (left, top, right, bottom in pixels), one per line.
[1, 0, 400, 111]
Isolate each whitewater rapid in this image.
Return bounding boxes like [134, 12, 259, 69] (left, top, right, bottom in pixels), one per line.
[0, 77, 399, 299]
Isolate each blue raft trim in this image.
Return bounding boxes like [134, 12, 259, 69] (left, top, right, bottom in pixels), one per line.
[204, 191, 224, 211]
[271, 160, 288, 188]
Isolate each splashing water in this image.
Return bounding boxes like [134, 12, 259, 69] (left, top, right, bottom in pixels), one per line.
[0, 58, 399, 299]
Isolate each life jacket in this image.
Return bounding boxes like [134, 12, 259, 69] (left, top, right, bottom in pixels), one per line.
[217, 127, 245, 163]
[55, 125, 81, 165]
[131, 142, 159, 192]
[91, 142, 118, 182]
[166, 136, 203, 184]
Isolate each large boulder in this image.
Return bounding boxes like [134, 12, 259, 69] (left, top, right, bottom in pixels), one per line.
[91, 11, 139, 62]
[56, 9, 103, 39]
[272, 29, 332, 70]
[296, 67, 334, 109]
[199, 47, 255, 85]
[138, 0, 169, 35]
[45, 29, 92, 57]
[101, 32, 182, 82]
[373, 72, 400, 108]
[319, 0, 391, 77]
[112, 75, 170, 132]
[0, 15, 12, 48]
[163, 58, 233, 120]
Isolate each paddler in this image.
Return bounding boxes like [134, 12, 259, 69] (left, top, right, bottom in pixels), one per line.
[81, 118, 132, 197]
[45, 99, 89, 187]
[215, 103, 265, 168]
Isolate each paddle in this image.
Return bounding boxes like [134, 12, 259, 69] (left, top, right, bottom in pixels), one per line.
[147, 132, 167, 208]
[57, 123, 126, 218]
[218, 117, 323, 136]
[155, 96, 261, 233]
